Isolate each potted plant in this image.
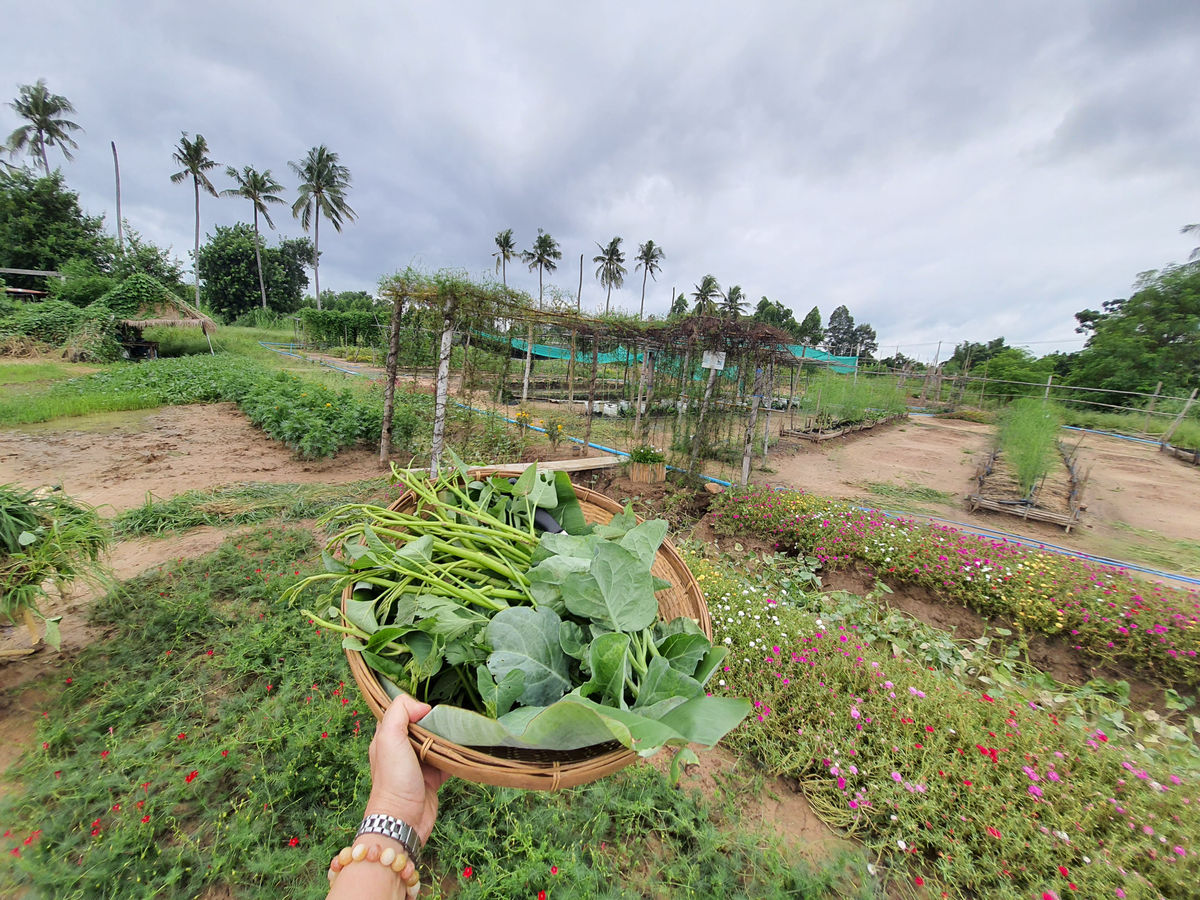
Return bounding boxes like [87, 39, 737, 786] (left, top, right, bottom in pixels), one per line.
[628, 445, 666, 483]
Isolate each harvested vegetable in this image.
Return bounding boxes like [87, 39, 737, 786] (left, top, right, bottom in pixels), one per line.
[285, 458, 750, 762]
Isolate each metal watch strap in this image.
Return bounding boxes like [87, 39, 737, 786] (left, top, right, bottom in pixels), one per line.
[356, 813, 421, 864]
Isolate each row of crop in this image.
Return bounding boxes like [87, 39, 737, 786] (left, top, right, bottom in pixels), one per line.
[39, 356, 430, 459]
[709, 485, 1200, 687]
[997, 399, 1063, 495]
[692, 554, 1199, 897]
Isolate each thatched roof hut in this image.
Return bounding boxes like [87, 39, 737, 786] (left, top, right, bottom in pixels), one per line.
[95, 273, 217, 335]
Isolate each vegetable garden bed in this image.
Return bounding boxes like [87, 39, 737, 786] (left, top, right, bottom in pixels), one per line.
[780, 411, 908, 442]
[967, 444, 1086, 532]
[1162, 441, 1200, 466]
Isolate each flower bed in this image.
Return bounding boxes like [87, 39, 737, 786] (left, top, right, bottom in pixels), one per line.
[710, 486, 1200, 687]
[693, 556, 1200, 898]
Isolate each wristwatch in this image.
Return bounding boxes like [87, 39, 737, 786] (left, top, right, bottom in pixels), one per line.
[357, 813, 422, 864]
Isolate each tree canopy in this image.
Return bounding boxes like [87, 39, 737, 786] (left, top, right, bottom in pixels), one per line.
[197, 223, 312, 319]
[7, 79, 82, 174]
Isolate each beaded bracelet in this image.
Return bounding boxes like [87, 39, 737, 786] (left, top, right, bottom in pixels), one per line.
[327, 841, 421, 898]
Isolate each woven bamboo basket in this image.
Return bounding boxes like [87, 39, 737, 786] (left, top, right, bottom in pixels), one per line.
[343, 468, 710, 790]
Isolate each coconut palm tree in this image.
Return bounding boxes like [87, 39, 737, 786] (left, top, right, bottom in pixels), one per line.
[634, 239, 664, 319]
[222, 165, 286, 310]
[518, 229, 561, 400]
[1181, 224, 1200, 261]
[722, 284, 747, 319]
[493, 228, 516, 287]
[170, 133, 220, 309]
[593, 236, 627, 315]
[290, 145, 356, 309]
[691, 274, 721, 316]
[7, 80, 82, 174]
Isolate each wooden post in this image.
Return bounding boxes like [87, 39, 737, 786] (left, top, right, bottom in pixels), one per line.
[688, 357, 720, 475]
[1043, 373, 1054, 402]
[1161, 388, 1198, 447]
[633, 341, 650, 441]
[583, 333, 599, 454]
[521, 321, 534, 402]
[429, 296, 456, 476]
[379, 291, 405, 465]
[568, 329, 577, 403]
[978, 359, 989, 405]
[640, 348, 657, 444]
[741, 360, 767, 484]
[676, 342, 693, 445]
[762, 362, 774, 460]
[1141, 381, 1163, 435]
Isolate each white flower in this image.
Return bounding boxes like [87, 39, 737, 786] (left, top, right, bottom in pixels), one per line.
[718, 679, 726, 686]
[723, 637, 732, 645]
[897, 840, 907, 850]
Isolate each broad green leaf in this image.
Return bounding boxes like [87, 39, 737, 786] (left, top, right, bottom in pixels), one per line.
[528, 553, 591, 609]
[41, 615, 61, 651]
[361, 523, 393, 560]
[563, 541, 657, 632]
[550, 471, 591, 535]
[420, 699, 622, 751]
[659, 696, 752, 747]
[17, 530, 37, 547]
[527, 472, 558, 509]
[342, 636, 366, 652]
[342, 598, 380, 635]
[652, 576, 673, 592]
[321, 549, 349, 574]
[532, 531, 596, 564]
[632, 695, 689, 720]
[692, 645, 727, 687]
[511, 462, 538, 496]
[578, 632, 631, 708]
[362, 649, 410, 684]
[635, 656, 703, 710]
[669, 747, 700, 785]
[414, 594, 489, 641]
[656, 632, 712, 676]
[658, 616, 704, 638]
[557, 695, 686, 755]
[619, 519, 668, 568]
[593, 503, 638, 539]
[365, 625, 415, 653]
[486, 607, 571, 706]
[477, 667, 524, 718]
[559, 620, 588, 660]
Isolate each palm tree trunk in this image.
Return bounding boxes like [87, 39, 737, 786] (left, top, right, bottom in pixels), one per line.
[193, 177, 201, 308]
[605, 284, 612, 315]
[253, 209, 268, 310]
[640, 268, 648, 318]
[430, 298, 455, 476]
[314, 213, 321, 309]
[380, 294, 405, 464]
[38, 130, 48, 175]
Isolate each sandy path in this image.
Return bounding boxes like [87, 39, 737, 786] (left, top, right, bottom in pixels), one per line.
[0, 403, 387, 513]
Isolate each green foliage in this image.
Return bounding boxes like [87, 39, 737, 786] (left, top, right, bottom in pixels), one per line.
[198, 224, 313, 319]
[0, 169, 115, 288]
[998, 399, 1062, 495]
[797, 371, 907, 428]
[628, 445, 666, 464]
[823, 305, 877, 357]
[111, 227, 187, 293]
[92, 272, 173, 319]
[8, 299, 83, 343]
[45, 258, 116, 308]
[298, 307, 380, 346]
[981, 347, 1057, 399]
[0, 484, 106, 635]
[1070, 265, 1200, 401]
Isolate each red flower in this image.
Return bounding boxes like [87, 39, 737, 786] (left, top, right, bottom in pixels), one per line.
[915, 876, 925, 886]
[981, 693, 995, 702]
[1059, 866, 1069, 877]
[141, 815, 150, 824]
[177, 733, 186, 740]
[288, 837, 299, 847]
[185, 770, 198, 784]
[986, 826, 1001, 839]
[463, 866, 473, 878]
[551, 865, 559, 875]
[100, 750, 109, 759]
[538, 892, 546, 900]
[221, 750, 228, 757]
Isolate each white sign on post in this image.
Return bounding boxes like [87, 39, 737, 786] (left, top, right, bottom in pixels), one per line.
[701, 350, 726, 370]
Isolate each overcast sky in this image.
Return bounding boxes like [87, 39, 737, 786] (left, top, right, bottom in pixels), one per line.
[5, 1, 1199, 362]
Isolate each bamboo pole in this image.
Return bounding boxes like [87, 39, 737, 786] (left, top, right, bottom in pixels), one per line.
[1161, 389, 1198, 447]
[688, 358, 720, 475]
[741, 360, 767, 485]
[429, 298, 456, 476]
[379, 292, 405, 464]
[1141, 381, 1163, 435]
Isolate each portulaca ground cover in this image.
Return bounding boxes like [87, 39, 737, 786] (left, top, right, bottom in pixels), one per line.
[709, 486, 1200, 688]
[689, 551, 1200, 898]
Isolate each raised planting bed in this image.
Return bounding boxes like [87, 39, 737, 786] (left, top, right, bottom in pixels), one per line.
[967, 442, 1086, 532]
[780, 412, 908, 442]
[1161, 441, 1200, 466]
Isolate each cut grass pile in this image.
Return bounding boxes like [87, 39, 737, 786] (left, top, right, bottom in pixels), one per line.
[0, 526, 863, 899]
[690, 551, 1200, 898]
[863, 481, 955, 511]
[710, 486, 1200, 688]
[112, 478, 398, 537]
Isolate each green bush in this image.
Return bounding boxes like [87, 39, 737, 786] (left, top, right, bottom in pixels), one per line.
[998, 399, 1063, 495]
[11, 299, 83, 344]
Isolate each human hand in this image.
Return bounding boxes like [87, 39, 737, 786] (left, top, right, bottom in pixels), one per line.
[363, 694, 449, 845]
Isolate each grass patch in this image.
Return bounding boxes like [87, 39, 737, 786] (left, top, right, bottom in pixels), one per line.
[0, 360, 100, 385]
[112, 479, 399, 537]
[863, 481, 954, 509]
[710, 486, 1200, 688]
[0, 526, 862, 899]
[690, 551, 1200, 898]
